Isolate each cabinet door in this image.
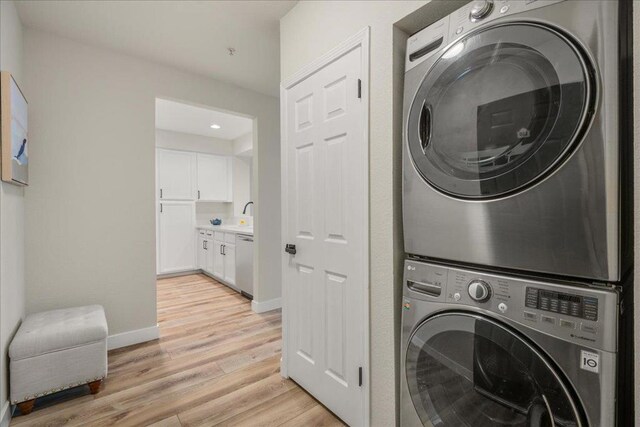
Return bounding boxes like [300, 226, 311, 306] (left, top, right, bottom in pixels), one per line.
[158, 149, 196, 200]
[223, 243, 236, 285]
[212, 239, 225, 279]
[205, 238, 215, 274]
[197, 154, 232, 202]
[197, 235, 207, 270]
[158, 202, 195, 274]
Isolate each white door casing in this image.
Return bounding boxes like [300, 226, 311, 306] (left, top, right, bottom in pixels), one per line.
[281, 28, 370, 427]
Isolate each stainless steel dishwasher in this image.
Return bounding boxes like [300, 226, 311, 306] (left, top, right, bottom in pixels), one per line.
[236, 234, 254, 299]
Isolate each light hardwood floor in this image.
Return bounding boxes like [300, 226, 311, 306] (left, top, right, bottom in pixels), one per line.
[11, 274, 345, 426]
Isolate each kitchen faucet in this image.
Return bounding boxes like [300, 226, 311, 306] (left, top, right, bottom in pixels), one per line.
[242, 201, 254, 215]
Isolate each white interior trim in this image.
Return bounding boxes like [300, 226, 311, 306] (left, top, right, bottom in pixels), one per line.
[251, 297, 282, 313]
[0, 401, 11, 427]
[280, 26, 371, 427]
[107, 325, 160, 350]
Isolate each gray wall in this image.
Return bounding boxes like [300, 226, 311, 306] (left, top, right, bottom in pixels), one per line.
[0, 1, 25, 423]
[22, 28, 281, 338]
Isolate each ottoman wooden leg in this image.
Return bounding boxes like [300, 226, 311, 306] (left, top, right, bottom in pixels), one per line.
[88, 379, 102, 394]
[17, 399, 35, 415]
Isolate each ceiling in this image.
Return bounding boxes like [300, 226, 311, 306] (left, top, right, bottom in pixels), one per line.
[156, 99, 253, 140]
[15, 1, 297, 97]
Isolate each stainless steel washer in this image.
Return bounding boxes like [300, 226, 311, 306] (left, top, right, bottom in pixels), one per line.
[401, 259, 618, 427]
[402, 0, 631, 281]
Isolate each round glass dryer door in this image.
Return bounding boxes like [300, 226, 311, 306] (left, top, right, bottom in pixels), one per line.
[407, 23, 595, 198]
[406, 313, 583, 427]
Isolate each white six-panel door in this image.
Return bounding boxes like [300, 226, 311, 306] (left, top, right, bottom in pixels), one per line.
[282, 32, 368, 426]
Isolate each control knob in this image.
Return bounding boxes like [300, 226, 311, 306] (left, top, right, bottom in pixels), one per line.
[469, 0, 494, 22]
[468, 280, 492, 303]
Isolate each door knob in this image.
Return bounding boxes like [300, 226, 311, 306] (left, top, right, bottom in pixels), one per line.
[285, 244, 296, 255]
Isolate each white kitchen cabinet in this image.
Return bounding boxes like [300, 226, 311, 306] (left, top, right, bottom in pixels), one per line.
[197, 232, 207, 270]
[158, 201, 195, 274]
[223, 243, 236, 285]
[198, 230, 237, 286]
[212, 239, 225, 278]
[197, 154, 232, 202]
[157, 149, 196, 201]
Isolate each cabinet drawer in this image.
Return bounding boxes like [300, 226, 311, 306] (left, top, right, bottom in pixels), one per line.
[198, 229, 206, 236]
[224, 233, 236, 244]
[205, 230, 214, 237]
[214, 231, 224, 241]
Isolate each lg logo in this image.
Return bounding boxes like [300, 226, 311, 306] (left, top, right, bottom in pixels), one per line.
[580, 350, 599, 373]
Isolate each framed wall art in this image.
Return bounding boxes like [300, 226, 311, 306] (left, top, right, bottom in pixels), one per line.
[0, 71, 28, 186]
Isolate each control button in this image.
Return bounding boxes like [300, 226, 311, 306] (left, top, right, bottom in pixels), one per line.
[541, 315, 556, 325]
[469, 0, 494, 21]
[581, 323, 597, 334]
[498, 302, 507, 313]
[468, 280, 492, 303]
[456, 26, 464, 35]
[523, 311, 538, 322]
[559, 319, 576, 329]
[453, 292, 461, 301]
[500, 5, 509, 13]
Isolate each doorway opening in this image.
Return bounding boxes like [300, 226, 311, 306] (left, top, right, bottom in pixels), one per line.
[154, 97, 255, 299]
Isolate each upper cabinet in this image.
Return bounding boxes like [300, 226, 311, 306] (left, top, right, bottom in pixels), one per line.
[197, 154, 232, 202]
[157, 149, 196, 200]
[157, 149, 233, 202]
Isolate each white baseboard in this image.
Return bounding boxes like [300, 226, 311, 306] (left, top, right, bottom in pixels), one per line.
[1, 401, 11, 427]
[251, 297, 282, 313]
[107, 325, 160, 350]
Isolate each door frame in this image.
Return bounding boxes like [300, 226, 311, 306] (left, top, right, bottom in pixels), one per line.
[280, 26, 371, 426]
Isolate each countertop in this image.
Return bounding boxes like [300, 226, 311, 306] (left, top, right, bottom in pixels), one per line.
[196, 224, 254, 236]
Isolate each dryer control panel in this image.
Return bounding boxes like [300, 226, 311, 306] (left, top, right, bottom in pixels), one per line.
[403, 259, 618, 352]
[406, 0, 565, 72]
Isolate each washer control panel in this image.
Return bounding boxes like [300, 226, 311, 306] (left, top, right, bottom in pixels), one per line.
[403, 259, 618, 352]
[525, 288, 598, 321]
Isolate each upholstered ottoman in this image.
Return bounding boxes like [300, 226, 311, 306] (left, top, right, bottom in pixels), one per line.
[9, 305, 108, 414]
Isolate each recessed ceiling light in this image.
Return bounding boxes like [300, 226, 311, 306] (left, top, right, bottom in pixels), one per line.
[210, 124, 221, 129]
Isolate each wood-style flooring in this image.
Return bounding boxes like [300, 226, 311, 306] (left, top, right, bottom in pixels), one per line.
[11, 274, 345, 426]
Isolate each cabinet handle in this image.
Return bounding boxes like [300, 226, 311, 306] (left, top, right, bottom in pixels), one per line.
[203, 240, 207, 250]
[220, 244, 224, 255]
[223, 245, 226, 255]
[160, 203, 163, 213]
[160, 189, 163, 199]
[198, 190, 200, 200]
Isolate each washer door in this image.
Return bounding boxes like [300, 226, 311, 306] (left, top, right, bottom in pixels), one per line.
[406, 313, 583, 427]
[407, 23, 595, 199]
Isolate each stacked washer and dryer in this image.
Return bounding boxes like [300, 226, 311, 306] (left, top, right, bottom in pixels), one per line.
[400, 1, 633, 426]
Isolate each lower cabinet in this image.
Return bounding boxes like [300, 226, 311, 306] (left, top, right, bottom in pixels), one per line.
[212, 239, 225, 278]
[223, 243, 236, 285]
[197, 229, 237, 287]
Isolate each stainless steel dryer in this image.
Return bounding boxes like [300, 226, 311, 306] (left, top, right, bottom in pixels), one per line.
[401, 259, 619, 427]
[402, 0, 631, 281]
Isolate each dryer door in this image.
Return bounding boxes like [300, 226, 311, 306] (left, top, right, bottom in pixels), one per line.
[407, 23, 595, 199]
[406, 312, 584, 426]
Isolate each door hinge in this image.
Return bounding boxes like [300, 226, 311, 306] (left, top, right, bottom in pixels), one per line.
[358, 367, 363, 387]
[357, 79, 362, 99]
